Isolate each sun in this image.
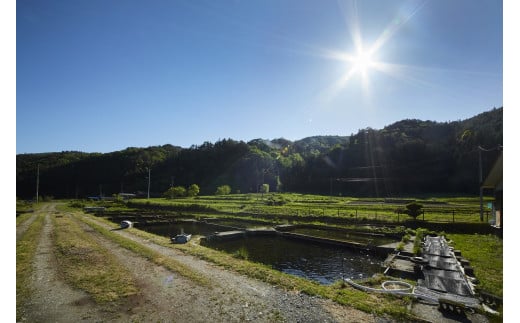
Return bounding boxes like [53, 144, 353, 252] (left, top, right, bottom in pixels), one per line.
[318, 0, 428, 101]
[351, 49, 375, 75]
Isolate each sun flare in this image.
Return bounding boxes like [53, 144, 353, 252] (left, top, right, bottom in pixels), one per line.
[351, 49, 375, 75]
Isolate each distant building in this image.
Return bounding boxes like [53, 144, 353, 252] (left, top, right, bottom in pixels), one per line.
[481, 152, 503, 231]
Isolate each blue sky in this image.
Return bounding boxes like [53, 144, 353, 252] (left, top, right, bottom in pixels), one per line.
[15, 0, 503, 153]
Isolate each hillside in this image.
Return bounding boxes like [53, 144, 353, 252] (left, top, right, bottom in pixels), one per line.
[16, 107, 502, 198]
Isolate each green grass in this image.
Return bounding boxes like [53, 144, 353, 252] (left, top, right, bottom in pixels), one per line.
[448, 233, 503, 297]
[16, 213, 45, 321]
[124, 193, 491, 225]
[52, 214, 139, 303]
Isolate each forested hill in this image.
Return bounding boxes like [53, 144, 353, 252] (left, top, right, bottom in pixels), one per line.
[16, 107, 502, 199]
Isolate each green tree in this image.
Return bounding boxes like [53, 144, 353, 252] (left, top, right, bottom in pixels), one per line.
[164, 186, 186, 199]
[405, 202, 423, 220]
[187, 184, 200, 197]
[260, 183, 269, 194]
[215, 185, 231, 195]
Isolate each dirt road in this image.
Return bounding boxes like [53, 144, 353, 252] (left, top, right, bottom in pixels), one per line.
[18, 204, 381, 322]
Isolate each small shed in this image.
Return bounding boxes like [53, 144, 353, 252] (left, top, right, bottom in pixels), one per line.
[481, 153, 503, 229]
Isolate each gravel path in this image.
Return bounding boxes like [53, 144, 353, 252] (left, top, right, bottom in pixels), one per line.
[19, 205, 110, 322]
[18, 203, 390, 322]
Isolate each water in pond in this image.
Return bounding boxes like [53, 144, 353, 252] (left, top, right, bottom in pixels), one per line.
[140, 222, 386, 284]
[291, 228, 396, 246]
[140, 221, 229, 237]
[203, 235, 384, 285]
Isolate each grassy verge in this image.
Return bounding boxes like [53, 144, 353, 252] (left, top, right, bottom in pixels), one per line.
[16, 213, 45, 320]
[75, 213, 211, 287]
[53, 214, 139, 303]
[448, 233, 503, 297]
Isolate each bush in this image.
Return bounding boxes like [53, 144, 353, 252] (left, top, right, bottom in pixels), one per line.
[215, 185, 231, 195]
[187, 184, 200, 197]
[164, 186, 187, 199]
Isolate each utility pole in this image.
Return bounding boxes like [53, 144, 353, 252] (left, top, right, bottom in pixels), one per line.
[147, 167, 151, 199]
[36, 164, 39, 204]
[478, 147, 483, 222]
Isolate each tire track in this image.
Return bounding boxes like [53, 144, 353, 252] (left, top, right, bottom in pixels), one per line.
[20, 205, 109, 323]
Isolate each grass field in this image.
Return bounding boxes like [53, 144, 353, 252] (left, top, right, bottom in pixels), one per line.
[124, 193, 493, 223]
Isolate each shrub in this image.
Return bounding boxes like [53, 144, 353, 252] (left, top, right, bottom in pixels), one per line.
[187, 184, 200, 197]
[164, 186, 186, 199]
[215, 185, 231, 195]
[413, 228, 429, 255]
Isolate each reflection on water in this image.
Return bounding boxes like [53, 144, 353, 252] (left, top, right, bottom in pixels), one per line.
[204, 236, 384, 285]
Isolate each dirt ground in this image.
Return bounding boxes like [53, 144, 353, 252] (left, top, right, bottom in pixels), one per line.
[18, 204, 387, 322]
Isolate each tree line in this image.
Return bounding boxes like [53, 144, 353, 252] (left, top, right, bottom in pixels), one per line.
[16, 107, 502, 199]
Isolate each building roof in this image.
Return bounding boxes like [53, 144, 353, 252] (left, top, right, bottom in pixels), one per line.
[481, 152, 503, 189]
